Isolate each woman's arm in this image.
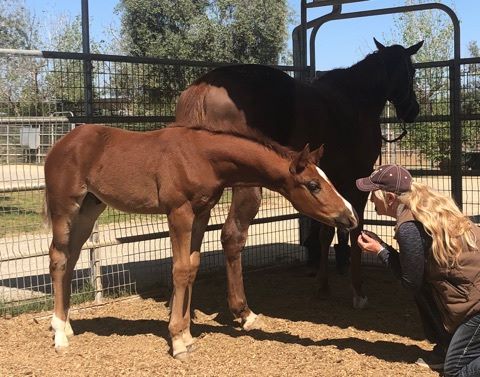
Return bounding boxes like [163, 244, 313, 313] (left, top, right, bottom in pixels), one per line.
[379, 221, 426, 291]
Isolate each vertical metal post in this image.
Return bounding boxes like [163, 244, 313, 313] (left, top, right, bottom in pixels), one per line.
[292, 0, 308, 80]
[450, 20, 462, 209]
[82, 0, 102, 301]
[81, 0, 94, 118]
[89, 224, 103, 303]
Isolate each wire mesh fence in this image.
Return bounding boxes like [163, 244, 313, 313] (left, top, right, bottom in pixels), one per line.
[0, 50, 479, 317]
[0, 51, 307, 316]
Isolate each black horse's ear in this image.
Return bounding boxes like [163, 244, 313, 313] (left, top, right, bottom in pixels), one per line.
[406, 40, 424, 55]
[310, 144, 325, 165]
[374, 38, 385, 50]
[290, 144, 310, 174]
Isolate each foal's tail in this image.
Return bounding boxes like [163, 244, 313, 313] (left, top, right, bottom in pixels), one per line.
[42, 190, 52, 229]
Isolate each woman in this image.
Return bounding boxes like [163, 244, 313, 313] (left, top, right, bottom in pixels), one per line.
[356, 164, 480, 376]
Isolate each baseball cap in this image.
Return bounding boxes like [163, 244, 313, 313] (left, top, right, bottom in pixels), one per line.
[356, 164, 412, 194]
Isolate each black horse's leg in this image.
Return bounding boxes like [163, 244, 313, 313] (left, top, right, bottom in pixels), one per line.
[315, 224, 336, 298]
[302, 217, 322, 274]
[347, 190, 370, 309]
[221, 186, 262, 330]
[334, 228, 351, 275]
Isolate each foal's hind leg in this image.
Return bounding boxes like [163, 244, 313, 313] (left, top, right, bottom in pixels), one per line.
[221, 186, 262, 330]
[49, 193, 106, 351]
[167, 204, 197, 359]
[181, 209, 211, 354]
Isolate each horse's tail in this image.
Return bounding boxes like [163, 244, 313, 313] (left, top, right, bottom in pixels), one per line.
[42, 190, 52, 229]
[175, 83, 208, 124]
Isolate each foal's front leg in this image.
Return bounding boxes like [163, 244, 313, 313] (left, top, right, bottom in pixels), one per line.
[221, 187, 262, 330]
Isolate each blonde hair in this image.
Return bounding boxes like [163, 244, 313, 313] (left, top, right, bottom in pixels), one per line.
[397, 182, 477, 267]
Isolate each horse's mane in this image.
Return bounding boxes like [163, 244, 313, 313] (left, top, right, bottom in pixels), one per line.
[168, 122, 295, 160]
[312, 51, 381, 88]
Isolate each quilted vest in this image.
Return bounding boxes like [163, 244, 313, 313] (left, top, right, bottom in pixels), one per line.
[395, 207, 480, 333]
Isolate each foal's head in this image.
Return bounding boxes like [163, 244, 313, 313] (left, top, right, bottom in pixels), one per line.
[374, 38, 423, 123]
[286, 144, 358, 230]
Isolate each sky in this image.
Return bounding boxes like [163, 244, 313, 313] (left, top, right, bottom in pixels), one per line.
[24, 0, 479, 70]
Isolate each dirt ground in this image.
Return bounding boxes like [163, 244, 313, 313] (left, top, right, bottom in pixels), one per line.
[0, 264, 442, 377]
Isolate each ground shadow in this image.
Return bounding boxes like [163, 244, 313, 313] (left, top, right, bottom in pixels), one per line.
[72, 315, 427, 365]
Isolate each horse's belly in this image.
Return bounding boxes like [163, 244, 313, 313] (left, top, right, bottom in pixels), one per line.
[87, 180, 164, 214]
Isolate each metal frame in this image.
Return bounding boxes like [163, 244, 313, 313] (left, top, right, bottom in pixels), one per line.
[292, 1, 463, 208]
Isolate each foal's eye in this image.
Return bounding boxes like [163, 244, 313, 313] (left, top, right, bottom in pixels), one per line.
[306, 181, 320, 193]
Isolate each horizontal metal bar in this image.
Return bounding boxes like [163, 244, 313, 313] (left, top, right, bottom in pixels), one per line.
[0, 49, 43, 57]
[0, 48, 306, 74]
[116, 213, 301, 244]
[0, 213, 301, 263]
[0, 185, 45, 194]
[305, 0, 367, 8]
[380, 114, 451, 124]
[0, 116, 71, 124]
[414, 60, 453, 69]
[363, 219, 396, 227]
[70, 115, 175, 124]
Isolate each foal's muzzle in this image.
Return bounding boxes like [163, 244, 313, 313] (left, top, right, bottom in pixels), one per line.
[334, 207, 359, 231]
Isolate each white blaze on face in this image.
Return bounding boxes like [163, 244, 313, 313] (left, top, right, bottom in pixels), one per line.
[315, 167, 354, 215]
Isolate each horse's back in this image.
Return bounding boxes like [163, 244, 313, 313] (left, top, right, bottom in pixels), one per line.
[176, 64, 309, 145]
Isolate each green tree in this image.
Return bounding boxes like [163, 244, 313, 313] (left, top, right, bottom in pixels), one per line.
[113, 0, 290, 118]
[117, 0, 289, 64]
[0, 0, 43, 115]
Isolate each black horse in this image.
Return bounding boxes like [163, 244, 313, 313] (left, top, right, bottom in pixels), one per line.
[175, 38, 423, 329]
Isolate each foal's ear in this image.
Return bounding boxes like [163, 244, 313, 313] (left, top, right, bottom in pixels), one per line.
[406, 40, 424, 55]
[374, 37, 385, 50]
[289, 144, 311, 175]
[309, 144, 325, 165]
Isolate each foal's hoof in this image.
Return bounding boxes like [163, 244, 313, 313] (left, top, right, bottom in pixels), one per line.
[242, 313, 263, 331]
[353, 295, 368, 309]
[186, 342, 198, 353]
[173, 351, 189, 361]
[54, 346, 69, 355]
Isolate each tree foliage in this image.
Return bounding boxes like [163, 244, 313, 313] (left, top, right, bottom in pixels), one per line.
[0, 1, 106, 116]
[114, 0, 290, 117]
[117, 0, 289, 64]
[0, 0, 43, 115]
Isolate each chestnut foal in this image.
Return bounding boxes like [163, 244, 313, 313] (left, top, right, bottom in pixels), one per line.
[44, 123, 357, 359]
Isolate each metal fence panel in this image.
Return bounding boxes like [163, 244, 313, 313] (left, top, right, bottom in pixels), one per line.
[0, 50, 479, 317]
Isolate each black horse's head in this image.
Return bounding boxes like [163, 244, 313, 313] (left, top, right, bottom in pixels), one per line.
[374, 38, 423, 123]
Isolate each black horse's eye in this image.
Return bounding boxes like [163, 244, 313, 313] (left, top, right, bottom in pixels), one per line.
[306, 181, 320, 193]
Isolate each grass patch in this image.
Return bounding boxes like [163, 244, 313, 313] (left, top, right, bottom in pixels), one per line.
[0, 190, 45, 237]
[1, 281, 136, 318]
[0, 297, 54, 317]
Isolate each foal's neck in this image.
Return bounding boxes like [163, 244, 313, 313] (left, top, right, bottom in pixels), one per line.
[211, 141, 289, 191]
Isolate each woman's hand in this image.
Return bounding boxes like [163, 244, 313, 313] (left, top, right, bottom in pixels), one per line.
[357, 231, 384, 254]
